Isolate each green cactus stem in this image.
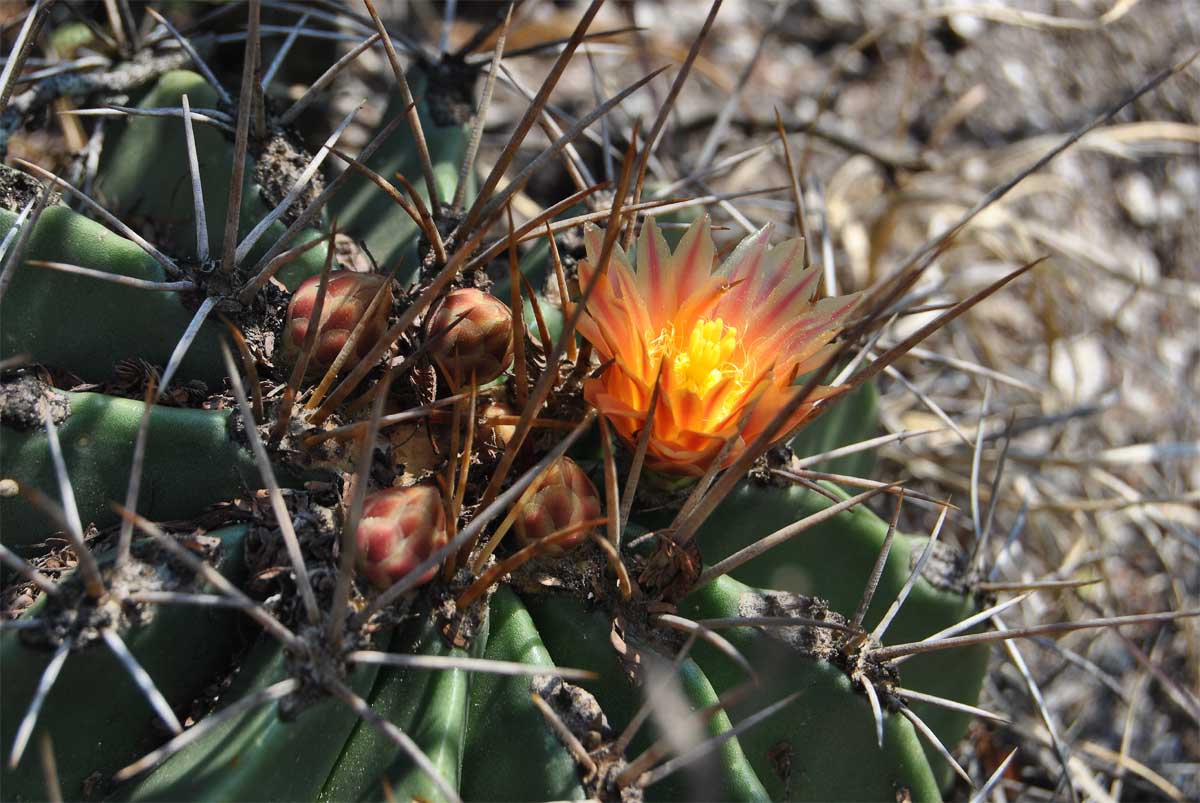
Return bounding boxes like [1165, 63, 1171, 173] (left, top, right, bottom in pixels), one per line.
[788, 381, 879, 478]
[691, 479, 988, 784]
[1, 391, 275, 550]
[0, 525, 250, 802]
[94, 69, 327, 289]
[524, 592, 796, 802]
[680, 576, 943, 802]
[115, 634, 381, 803]
[0, 203, 225, 385]
[460, 586, 586, 802]
[321, 610, 481, 803]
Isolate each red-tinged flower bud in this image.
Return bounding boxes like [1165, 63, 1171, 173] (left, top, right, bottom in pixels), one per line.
[355, 485, 448, 590]
[282, 271, 392, 374]
[426, 288, 513, 386]
[512, 457, 602, 555]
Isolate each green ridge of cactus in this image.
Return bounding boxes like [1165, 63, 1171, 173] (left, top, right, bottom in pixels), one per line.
[1, 392, 268, 550]
[661, 649, 771, 802]
[526, 584, 938, 802]
[680, 576, 943, 802]
[95, 70, 327, 289]
[691, 478, 987, 783]
[0, 203, 226, 385]
[114, 634, 382, 803]
[321, 609, 483, 803]
[459, 586, 586, 803]
[523, 592, 779, 803]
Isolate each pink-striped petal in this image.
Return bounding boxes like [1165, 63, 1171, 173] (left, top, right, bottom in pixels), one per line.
[635, 217, 675, 331]
[669, 215, 717, 301]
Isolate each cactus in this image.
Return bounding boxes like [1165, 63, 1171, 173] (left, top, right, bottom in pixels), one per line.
[1, 5, 1192, 803]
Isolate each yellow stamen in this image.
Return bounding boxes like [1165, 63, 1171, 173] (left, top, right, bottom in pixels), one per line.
[642, 316, 741, 400]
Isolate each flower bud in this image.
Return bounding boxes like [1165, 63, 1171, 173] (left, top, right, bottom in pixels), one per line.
[426, 288, 513, 385]
[282, 272, 392, 374]
[355, 485, 448, 590]
[512, 457, 602, 554]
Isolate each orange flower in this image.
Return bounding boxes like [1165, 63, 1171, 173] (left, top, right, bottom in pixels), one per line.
[577, 217, 861, 476]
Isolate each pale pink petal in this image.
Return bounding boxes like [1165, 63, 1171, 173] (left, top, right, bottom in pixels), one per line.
[755, 292, 862, 359]
[583, 225, 636, 278]
[635, 218, 675, 331]
[755, 236, 807, 301]
[715, 223, 771, 279]
[670, 215, 717, 302]
[778, 341, 841, 381]
[713, 224, 772, 317]
[744, 263, 822, 344]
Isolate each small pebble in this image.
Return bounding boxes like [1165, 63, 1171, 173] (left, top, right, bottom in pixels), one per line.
[1116, 173, 1159, 226]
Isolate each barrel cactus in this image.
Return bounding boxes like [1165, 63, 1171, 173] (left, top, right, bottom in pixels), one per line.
[1, 4, 1190, 803]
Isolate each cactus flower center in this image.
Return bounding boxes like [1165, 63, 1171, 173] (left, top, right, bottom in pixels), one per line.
[667, 317, 741, 397]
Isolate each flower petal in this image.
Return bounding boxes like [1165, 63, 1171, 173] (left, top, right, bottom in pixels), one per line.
[635, 217, 675, 332]
[670, 215, 717, 299]
[581, 225, 655, 374]
[715, 223, 772, 280]
[714, 224, 773, 316]
[745, 262, 822, 346]
[762, 292, 863, 360]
